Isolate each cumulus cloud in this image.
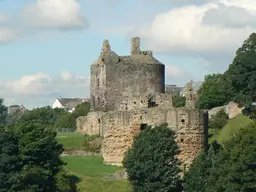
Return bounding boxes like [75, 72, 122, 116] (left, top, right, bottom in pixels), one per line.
[0, 13, 17, 43]
[1, 71, 90, 108]
[132, 0, 256, 71]
[20, 0, 88, 30]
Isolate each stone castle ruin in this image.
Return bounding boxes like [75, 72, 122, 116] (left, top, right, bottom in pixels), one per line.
[77, 37, 208, 168]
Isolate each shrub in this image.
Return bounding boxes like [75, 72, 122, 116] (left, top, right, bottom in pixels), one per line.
[208, 109, 228, 130]
[83, 134, 102, 153]
[123, 124, 182, 192]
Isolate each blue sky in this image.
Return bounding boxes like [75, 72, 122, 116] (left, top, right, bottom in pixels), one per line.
[0, 0, 256, 108]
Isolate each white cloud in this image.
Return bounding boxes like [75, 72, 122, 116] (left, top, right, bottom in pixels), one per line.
[1, 71, 90, 108]
[21, 0, 87, 29]
[132, 0, 256, 71]
[165, 65, 185, 77]
[0, 13, 17, 43]
[0, 27, 17, 43]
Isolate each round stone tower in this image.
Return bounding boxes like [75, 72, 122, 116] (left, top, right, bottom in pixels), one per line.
[90, 37, 165, 111]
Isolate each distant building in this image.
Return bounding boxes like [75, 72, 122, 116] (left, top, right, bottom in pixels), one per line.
[180, 81, 203, 97]
[165, 84, 183, 96]
[7, 105, 26, 114]
[52, 97, 89, 113]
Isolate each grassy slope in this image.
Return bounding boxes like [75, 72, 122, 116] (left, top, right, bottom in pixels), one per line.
[63, 156, 132, 192]
[56, 132, 85, 150]
[57, 133, 132, 192]
[209, 114, 252, 145]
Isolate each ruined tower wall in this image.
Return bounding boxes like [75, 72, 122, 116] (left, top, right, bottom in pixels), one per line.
[103, 53, 165, 111]
[90, 62, 107, 111]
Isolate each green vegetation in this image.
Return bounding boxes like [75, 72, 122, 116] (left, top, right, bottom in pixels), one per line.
[172, 95, 186, 108]
[63, 156, 132, 192]
[197, 33, 256, 112]
[63, 156, 119, 178]
[209, 114, 252, 145]
[57, 132, 85, 150]
[83, 134, 102, 153]
[0, 98, 7, 126]
[0, 123, 74, 192]
[185, 121, 256, 191]
[208, 109, 229, 130]
[123, 124, 182, 192]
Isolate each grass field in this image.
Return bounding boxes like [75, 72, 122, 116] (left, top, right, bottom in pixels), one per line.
[57, 133, 132, 192]
[62, 156, 132, 192]
[209, 114, 252, 145]
[57, 132, 85, 150]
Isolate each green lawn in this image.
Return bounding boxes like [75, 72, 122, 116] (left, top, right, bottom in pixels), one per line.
[56, 132, 85, 150]
[209, 114, 252, 145]
[63, 156, 132, 192]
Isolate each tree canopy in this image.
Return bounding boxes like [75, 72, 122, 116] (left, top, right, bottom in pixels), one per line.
[0, 123, 75, 192]
[123, 125, 182, 192]
[197, 33, 256, 109]
[0, 98, 7, 126]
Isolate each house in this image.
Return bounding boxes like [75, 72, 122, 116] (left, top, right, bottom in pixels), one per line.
[52, 97, 89, 113]
[7, 105, 26, 114]
[180, 81, 203, 97]
[165, 84, 183, 96]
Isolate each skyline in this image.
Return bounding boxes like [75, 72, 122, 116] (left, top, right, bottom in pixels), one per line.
[0, 0, 256, 108]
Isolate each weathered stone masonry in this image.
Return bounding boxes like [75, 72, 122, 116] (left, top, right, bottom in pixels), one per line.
[77, 37, 208, 167]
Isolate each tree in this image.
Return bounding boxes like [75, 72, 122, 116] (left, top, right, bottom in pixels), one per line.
[0, 126, 20, 192]
[172, 95, 186, 108]
[0, 123, 75, 192]
[18, 106, 68, 128]
[196, 74, 233, 109]
[208, 109, 229, 130]
[71, 102, 90, 119]
[0, 98, 7, 125]
[206, 122, 256, 191]
[123, 125, 181, 192]
[183, 146, 218, 192]
[225, 33, 256, 105]
[55, 115, 76, 129]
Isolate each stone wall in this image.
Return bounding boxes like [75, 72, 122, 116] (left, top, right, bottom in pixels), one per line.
[208, 101, 244, 119]
[77, 106, 206, 167]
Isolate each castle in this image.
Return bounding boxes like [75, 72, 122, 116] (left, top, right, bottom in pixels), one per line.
[77, 37, 208, 168]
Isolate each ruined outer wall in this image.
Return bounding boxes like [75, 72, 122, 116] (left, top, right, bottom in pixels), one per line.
[103, 52, 165, 111]
[175, 108, 205, 168]
[97, 107, 206, 166]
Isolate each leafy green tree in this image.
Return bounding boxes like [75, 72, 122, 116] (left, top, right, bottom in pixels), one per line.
[208, 109, 229, 130]
[2, 123, 75, 192]
[0, 98, 7, 125]
[55, 115, 76, 129]
[123, 125, 181, 192]
[71, 102, 90, 119]
[196, 74, 233, 109]
[206, 122, 256, 191]
[183, 146, 217, 192]
[172, 95, 186, 108]
[18, 106, 68, 128]
[0, 126, 20, 192]
[225, 33, 256, 105]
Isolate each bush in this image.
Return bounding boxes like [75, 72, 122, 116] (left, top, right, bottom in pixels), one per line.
[83, 134, 102, 153]
[172, 95, 186, 108]
[123, 125, 182, 192]
[208, 109, 228, 130]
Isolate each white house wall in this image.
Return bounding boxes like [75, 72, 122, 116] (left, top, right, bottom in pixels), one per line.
[52, 99, 63, 109]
